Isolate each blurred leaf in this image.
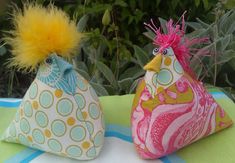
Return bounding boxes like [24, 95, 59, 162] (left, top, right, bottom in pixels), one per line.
[216, 34, 232, 52]
[114, 0, 128, 7]
[74, 60, 89, 73]
[143, 29, 155, 41]
[195, 0, 200, 7]
[82, 46, 96, 63]
[129, 78, 142, 94]
[202, 0, 209, 9]
[120, 66, 144, 80]
[224, 0, 235, 9]
[77, 14, 89, 32]
[0, 46, 6, 56]
[220, 9, 235, 34]
[217, 49, 235, 64]
[133, 45, 149, 67]
[186, 22, 203, 30]
[96, 61, 118, 88]
[225, 74, 235, 87]
[90, 82, 109, 96]
[102, 9, 111, 26]
[172, 0, 180, 10]
[229, 58, 235, 70]
[118, 78, 133, 91]
[196, 18, 210, 28]
[75, 68, 91, 81]
[158, 17, 167, 34]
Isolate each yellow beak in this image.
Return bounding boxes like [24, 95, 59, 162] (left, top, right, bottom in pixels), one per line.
[144, 54, 162, 72]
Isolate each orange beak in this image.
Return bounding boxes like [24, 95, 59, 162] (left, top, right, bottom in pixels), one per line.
[144, 54, 162, 73]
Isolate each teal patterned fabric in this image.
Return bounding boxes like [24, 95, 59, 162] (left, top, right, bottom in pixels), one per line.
[2, 53, 105, 160]
[36, 54, 77, 95]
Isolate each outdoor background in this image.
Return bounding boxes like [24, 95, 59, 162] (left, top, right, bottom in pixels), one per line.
[0, 0, 235, 101]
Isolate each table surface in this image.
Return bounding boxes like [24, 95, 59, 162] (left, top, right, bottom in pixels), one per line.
[0, 88, 235, 163]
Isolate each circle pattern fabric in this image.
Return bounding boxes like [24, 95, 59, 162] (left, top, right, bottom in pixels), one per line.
[35, 111, 48, 128]
[57, 98, 73, 116]
[48, 138, 62, 152]
[39, 90, 53, 108]
[173, 59, 183, 74]
[74, 93, 85, 110]
[66, 145, 82, 157]
[156, 68, 173, 86]
[32, 129, 45, 144]
[51, 120, 66, 137]
[70, 125, 86, 142]
[2, 73, 105, 160]
[88, 103, 100, 119]
[24, 101, 33, 117]
[20, 118, 30, 134]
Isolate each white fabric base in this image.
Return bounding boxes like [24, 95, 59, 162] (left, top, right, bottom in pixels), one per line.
[31, 137, 161, 163]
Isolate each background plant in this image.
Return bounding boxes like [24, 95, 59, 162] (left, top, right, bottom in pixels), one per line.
[187, 1, 235, 100]
[0, 0, 235, 100]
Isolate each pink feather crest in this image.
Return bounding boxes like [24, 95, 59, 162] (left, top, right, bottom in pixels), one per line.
[144, 14, 209, 78]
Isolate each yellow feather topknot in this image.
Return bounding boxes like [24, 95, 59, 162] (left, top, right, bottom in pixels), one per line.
[6, 3, 82, 71]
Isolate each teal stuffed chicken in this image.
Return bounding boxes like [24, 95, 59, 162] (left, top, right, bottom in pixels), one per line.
[1, 4, 105, 160]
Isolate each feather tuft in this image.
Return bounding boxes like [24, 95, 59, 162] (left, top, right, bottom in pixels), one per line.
[145, 14, 209, 78]
[5, 3, 82, 71]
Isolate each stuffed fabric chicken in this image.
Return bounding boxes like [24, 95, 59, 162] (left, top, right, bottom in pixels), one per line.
[131, 18, 233, 159]
[1, 4, 105, 160]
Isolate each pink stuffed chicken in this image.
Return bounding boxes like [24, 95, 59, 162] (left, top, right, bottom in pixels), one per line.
[131, 15, 233, 159]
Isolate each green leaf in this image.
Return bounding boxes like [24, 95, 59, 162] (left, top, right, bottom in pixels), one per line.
[0, 46, 6, 56]
[220, 9, 235, 35]
[186, 29, 206, 40]
[143, 29, 155, 41]
[118, 78, 133, 91]
[77, 14, 89, 32]
[227, 21, 235, 34]
[120, 66, 144, 80]
[196, 18, 210, 28]
[229, 58, 235, 70]
[129, 78, 142, 94]
[114, 0, 128, 7]
[129, 0, 136, 10]
[35, 0, 46, 4]
[202, 0, 209, 9]
[172, 0, 180, 10]
[102, 9, 111, 26]
[225, 74, 235, 87]
[133, 45, 149, 67]
[217, 49, 235, 64]
[90, 82, 109, 96]
[74, 60, 89, 72]
[186, 22, 203, 30]
[82, 46, 96, 63]
[158, 17, 167, 34]
[215, 35, 232, 52]
[224, 0, 235, 9]
[96, 61, 118, 88]
[75, 68, 91, 81]
[85, 4, 112, 14]
[195, 0, 200, 7]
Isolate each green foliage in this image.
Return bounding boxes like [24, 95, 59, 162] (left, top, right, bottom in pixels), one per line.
[187, 7, 235, 100]
[0, 0, 235, 98]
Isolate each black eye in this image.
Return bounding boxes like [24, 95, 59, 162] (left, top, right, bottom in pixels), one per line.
[45, 58, 53, 64]
[152, 48, 159, 55]
[163, 49, 168, 55]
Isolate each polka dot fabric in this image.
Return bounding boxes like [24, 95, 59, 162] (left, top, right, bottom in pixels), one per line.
[2, 75, 105, 160]
[145, 54, 183, 97]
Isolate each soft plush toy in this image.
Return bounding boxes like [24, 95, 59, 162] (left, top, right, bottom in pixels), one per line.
[1, 4, 105, 160]
[131, 17, 233, 159]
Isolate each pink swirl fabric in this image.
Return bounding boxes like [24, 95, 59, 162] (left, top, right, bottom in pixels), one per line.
[131, 75, 233, 159]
